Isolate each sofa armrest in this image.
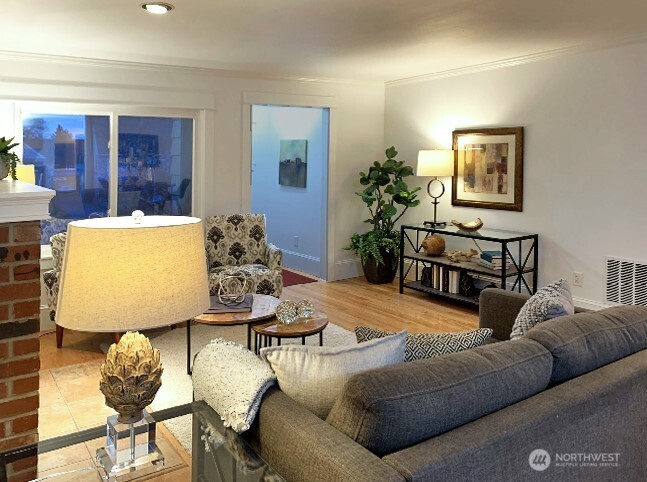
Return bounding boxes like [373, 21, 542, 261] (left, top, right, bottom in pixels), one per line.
[479, 289, 530, 341]
[244, 388, 404, 482]
[265, 243, 282, 271]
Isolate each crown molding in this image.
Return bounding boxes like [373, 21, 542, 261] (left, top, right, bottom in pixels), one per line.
[0, 50, 382, 87]
[386, 32, 647, 87]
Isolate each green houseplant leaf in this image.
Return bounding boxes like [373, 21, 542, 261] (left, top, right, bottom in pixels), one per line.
[346, 146, 420, 265]
[0, 136, 20, 181]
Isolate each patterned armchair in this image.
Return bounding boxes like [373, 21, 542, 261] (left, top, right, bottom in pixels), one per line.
[43, 233, 67, 348]
[205, 214, 282, 297]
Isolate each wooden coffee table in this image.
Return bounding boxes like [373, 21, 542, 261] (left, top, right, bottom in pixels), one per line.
[186, 294, 280, 374]
[252, 314, 328, 354]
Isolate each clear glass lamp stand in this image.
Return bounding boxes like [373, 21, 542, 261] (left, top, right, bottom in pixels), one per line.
[96, 410, 164, 481]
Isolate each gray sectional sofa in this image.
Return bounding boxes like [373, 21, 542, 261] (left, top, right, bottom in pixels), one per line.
[245, 288, 647, 481]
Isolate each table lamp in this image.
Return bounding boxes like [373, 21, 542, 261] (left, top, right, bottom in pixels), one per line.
[56, 211, 210, 480]
[416, 150, 454, 227]
[15, 164, 35, 184]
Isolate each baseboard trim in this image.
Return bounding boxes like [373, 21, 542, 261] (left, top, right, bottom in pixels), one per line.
[333, 258, 362, 281]
[573, 297, 612, 311]
[282, 249, 321, 278]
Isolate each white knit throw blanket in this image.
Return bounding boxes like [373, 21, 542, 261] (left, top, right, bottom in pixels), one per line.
[192, 338, 277, 433]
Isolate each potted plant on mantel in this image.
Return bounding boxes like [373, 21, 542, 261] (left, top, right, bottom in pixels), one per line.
[0, 136, 19, 181]
[347, 146, 421, 284]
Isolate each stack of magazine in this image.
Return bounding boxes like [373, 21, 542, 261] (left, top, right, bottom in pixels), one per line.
[205, 293, 253, 313]
[478, 251, 511, 271]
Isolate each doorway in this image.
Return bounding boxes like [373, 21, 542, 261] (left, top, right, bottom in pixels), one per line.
[250, 104, 330, 279]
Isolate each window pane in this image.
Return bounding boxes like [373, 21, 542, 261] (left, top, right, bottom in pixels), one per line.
[117, 116, 193, 216]
[22, 114, 110, 244]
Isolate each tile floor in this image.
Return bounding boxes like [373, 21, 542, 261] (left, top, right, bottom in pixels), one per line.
[38, 344, 190, 481]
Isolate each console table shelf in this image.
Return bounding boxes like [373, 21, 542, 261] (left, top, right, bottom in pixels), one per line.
[399, 224, 539, 307]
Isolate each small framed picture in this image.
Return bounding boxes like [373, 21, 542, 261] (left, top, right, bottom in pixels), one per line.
[452, 127, 523, 211]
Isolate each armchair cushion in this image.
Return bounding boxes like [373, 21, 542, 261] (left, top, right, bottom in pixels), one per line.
[209, 265, 282, 297]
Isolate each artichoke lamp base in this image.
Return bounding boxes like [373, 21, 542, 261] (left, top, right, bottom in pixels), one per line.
[97, 410, 164, 481]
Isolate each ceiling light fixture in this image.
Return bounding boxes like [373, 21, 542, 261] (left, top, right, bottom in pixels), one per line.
[141, 2, 174, 14]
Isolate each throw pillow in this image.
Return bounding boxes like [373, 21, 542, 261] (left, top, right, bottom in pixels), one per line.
[355, 326, 493, 362]
[260, 331, 406, 419]
[192, 338, 276, 433]
[510, 279, 575, 340]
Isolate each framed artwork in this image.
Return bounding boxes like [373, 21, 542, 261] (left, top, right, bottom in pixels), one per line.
[279, 139, 307, 188]
[452, 127, 523, 211]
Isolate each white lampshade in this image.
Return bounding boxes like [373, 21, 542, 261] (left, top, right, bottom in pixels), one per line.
[56, 215, 210, 332]
[416, 150, 454, 177]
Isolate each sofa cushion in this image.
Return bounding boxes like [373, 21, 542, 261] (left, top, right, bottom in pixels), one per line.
[355, 326, 492, 362]
[526, 305, 647, 384]
[260, 331, 406, 419]
[510, 279, 574, 339]
[326, 338, 552, 456]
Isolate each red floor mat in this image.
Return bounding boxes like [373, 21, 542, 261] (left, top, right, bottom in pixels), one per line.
[282, 269, 319, 287]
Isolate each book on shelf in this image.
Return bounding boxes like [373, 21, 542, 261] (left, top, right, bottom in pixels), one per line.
[478, 257, 512, 270]
[448, 269, 460, 294]
[480, 250, 503, 261]
[441, 266, 449, 292]
[205, 293, 253, 313]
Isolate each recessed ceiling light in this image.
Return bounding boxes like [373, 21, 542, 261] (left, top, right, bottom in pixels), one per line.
[141, 3, 174, 15]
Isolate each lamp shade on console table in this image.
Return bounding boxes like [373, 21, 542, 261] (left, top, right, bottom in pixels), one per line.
[416, 149, 454, 227]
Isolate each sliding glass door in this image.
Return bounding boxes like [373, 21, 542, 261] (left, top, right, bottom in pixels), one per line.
[117, 116, 193, 216]
[21, 109, 195, 244]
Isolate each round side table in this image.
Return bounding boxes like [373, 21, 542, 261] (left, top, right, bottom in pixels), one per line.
[252, 314, 328, 354]
[187, 294, 279, 374]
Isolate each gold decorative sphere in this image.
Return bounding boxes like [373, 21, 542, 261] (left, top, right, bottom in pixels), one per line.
[421, 234, 445, 256]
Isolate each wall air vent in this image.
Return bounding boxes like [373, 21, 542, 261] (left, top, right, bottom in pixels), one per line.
[606, 257, 647, 306]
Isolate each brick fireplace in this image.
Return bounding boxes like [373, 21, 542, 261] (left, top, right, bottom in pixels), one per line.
[0, 180, 54, 482]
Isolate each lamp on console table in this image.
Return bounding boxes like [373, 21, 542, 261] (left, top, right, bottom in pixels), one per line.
[416, 149, 454, 227]
[55, 211, 210, 480]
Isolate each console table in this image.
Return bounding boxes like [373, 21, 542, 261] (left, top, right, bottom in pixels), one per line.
[399, 224, 538, 307]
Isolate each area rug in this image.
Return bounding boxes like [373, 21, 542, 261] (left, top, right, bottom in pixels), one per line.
[282, 268, 319, 287]
[148, 322, 355, 454]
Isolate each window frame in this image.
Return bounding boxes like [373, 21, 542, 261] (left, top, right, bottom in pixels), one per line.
[16, 102, 203, 255]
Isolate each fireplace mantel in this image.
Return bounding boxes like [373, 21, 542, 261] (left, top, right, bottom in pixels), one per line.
[0, 180, 55, 223]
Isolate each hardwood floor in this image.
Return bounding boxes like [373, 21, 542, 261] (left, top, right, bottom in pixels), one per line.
[35, 276, 478, 480]
[281, 276, 478, 334]
[41, 276, 478, 371]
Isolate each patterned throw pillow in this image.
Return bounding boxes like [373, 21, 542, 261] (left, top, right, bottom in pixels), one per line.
[509, 279, 575, 340]
[354, 326, 493, 362]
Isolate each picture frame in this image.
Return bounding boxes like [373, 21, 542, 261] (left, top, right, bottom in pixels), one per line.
[278, 139, 308, 188]
[452, 127, 523, 211]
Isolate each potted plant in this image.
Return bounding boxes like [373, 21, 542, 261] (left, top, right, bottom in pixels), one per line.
[347, 146, 421, 284]
[0, 136, 19, 181]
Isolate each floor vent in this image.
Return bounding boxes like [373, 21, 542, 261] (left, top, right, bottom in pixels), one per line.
[606, 257, 647, 306]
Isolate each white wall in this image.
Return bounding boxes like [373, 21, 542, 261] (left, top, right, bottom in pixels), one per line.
[0, 53, 384, 284]
[251, 105, 329, 278]
[385, 41, 647, 307]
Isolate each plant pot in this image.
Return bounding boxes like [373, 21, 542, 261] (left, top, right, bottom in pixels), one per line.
[361, 251, 398, 284]
[0, 162, 8, 180]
